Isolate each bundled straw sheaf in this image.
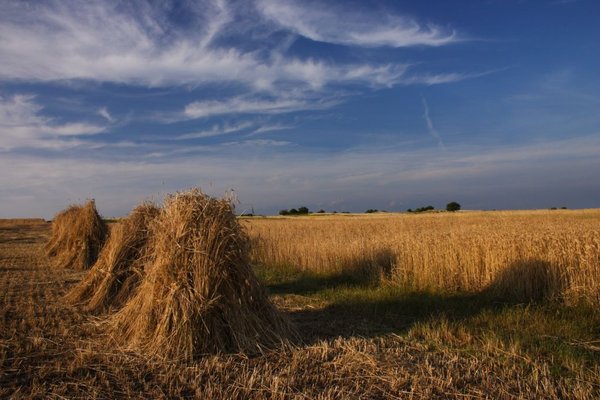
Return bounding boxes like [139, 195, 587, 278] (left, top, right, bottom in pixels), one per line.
[65, 203, 160, 313]
[45, 200, 108, 270]
[108, 189, 294, 360]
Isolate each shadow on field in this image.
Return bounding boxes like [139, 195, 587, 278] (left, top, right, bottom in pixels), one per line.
[485, 259, 565, 303]
[266, 258, 561, 344]
[283, 290, 495, 343]
[266, 248, 396, 296]
[267, 273, 365, 296]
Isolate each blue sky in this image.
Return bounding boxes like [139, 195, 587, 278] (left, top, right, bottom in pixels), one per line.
[1, 0, 599, 217]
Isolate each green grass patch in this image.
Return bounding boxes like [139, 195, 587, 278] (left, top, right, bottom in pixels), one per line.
[256, 262, 600, 371]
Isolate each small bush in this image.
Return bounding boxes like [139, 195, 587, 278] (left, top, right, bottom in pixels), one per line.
[414, 205, 435, 213]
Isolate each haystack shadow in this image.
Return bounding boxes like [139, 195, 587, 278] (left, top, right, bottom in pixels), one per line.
[267, 258, 563, 345]
[484, 258, 565, 303]
[267, 247, 396, 296]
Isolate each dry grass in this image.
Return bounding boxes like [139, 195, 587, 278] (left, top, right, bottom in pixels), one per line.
[246, 210, 600, 304]
[107, 190, 295, 360]
[1, 213, 599, 398]
[64, 203, 160, 313]
[45, 200, 108, 270]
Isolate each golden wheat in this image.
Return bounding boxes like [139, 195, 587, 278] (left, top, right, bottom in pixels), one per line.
[246, 210, 600, 304]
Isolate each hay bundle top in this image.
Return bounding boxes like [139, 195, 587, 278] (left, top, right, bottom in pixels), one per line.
[65, 203, 160, 313]
[108, 189, 294, 360]
[45, 200, 107, 270]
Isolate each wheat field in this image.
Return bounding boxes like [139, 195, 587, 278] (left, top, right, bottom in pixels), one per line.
[246, 210, 600, 304]
[1, 212, 599, 398]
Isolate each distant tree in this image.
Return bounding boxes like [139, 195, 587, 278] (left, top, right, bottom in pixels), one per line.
[288, 208, 299, 215]
[317, 209, 326, 213]
[415, 205, 435, 213]
[278, 209, 289, 216]
[446, 202, 461, 212]
[298, 206, 309, 214]
[407, 208, 413, 213]
[560, 206, 568, 210]
[365, 209, 378, 213]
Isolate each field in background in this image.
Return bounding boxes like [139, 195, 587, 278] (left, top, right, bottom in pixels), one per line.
[1, 212, 599, 398]
[246, 210, 600, 304]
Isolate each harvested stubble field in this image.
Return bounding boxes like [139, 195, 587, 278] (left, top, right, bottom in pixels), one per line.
[1, 211, 600, 399]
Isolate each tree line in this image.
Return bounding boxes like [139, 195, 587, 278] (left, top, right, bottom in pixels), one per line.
[277, 202, 462, 215]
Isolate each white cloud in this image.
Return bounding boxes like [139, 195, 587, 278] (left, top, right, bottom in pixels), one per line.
[0, 1, 416, 90]
[198, 0, 232, 48]
[256, 0, 460, 47]
[0, 94, 105, 150]
[0, 0, 487, 132]
[252, 124, 294, 134]
[45, 122, 105, 136]
[1, 134, 599, 218]
[174, 120, 294, 140]
[0, 0, 480, 99]
[182, 95, 340, 119]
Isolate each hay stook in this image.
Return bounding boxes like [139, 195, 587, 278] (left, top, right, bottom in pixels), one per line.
[108, 189, 295, 360]
[65, 203, 160, 313]
[45, 200, 108, 270]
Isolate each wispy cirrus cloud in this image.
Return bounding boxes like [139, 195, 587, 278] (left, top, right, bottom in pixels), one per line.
[0, 0, 487, 151]
[251, 123, 295, 134]
[421, 96, 445, 149]
[256, 0, 461, 47]
[97, 107, 114, 123]
[402, 69, 506, 86]
[0, 1, 241, 86]
[176, 121, 255, 140]
[182, 95, 340, 120]
[174, 119, 295, 140]
[0, 0, 420, 91]
[0, 0, 477, 93]
[0, 94, 105, 150]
